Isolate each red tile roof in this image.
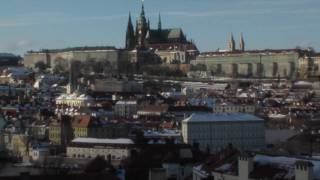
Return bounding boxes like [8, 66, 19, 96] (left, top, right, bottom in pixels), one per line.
[72, 115, 91, 128]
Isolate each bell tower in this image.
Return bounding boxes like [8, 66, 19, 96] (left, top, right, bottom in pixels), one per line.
[228, 33, 236, 52]
[125, 12, 135, 50]
[239, 33, 245, 52]
[136, 1, 148, 49]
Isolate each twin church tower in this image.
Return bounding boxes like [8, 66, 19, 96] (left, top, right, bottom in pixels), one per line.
[228, 33, 245, 52]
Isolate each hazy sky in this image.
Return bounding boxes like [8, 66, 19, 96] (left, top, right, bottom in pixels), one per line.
[0, 0, 319, 55]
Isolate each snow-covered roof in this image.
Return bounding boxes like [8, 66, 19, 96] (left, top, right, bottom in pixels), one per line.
[116, 100, 137, 105]
[183, 113, 264, 123]
[294, 81, 313, 87]
[72, 138, 134, 145]
[144, 130, 180, 137]
[56, 93, 94, 101]
[268, 114, 287, 119]
[78, 94, 93, 100]
[254, 155, 320, 178]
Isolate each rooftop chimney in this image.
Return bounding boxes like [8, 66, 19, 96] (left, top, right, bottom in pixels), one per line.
[238, 152, 254, 180]
[295, 160, 313, 180]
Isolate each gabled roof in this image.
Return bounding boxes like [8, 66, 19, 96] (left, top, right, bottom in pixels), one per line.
[148, 28, 186, 44]
[166, 28, 183, 39]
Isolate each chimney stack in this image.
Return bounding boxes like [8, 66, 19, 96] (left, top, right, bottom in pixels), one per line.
[238, 152, 254, 180]
[295, 160, 313, 180]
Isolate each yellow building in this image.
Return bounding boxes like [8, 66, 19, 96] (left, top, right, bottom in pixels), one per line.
[48, 120, 61, 145]
[72, 115, 91, 138]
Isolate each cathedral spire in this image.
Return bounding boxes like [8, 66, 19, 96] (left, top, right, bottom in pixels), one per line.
[136, 0, 148, 49]
[158, 13, 162, 31]
[141, 0, 145, 17]
[126, 12, 135, 50]
[228, 33, 235, 52]
[239, 33, 245, 52]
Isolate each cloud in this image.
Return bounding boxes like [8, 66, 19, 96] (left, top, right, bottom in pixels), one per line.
[163, 7, 320, 18]
[0, 22, 36, 27]
[0, 40, 34, 52]
[0, 11, 127, 28]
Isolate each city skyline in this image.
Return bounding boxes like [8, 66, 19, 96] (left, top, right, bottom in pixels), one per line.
[0, 0, 319, 55]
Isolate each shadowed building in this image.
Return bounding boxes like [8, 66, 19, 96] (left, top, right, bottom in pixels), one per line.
[0, 53, 21, 67]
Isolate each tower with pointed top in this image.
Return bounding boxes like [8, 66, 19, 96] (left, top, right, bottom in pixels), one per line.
[136, 2, 148, 49]
[228, 33, 236, 52]
[158, 13, 162, 31]
[125, 12, 135, 50]
[239, 33, 245, 52]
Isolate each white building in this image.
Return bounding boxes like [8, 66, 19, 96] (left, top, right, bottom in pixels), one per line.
[30, 147, 50, 162]
[67, 138, 134, 161]
[55, 93, 94, 107]
[212, 104, 256, 114]
[181, 113, 265, 152]
[114, 100, 137, 118]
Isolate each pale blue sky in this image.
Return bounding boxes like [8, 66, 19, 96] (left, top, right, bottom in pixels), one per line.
[0, 0, 319, 55]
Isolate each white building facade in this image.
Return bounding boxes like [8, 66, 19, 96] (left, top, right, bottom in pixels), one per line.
[114, 100, 137, 118]
[182, 113, 265, 152]
[67, 138, 134, 161]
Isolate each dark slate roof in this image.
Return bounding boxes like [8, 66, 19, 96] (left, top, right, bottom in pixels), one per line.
[0, 53, 21, 66]
[147, 28, 187, 44]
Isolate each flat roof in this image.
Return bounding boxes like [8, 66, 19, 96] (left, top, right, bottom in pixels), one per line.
[183, 113, 264, 123]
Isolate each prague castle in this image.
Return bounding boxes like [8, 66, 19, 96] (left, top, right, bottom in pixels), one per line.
[125, 3, 198, 63]
[22, 2, 320, 80]
[24, 2, 199, 71]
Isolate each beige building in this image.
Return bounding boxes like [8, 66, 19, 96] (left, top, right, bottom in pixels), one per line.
[195, 49, 303, 79]
[3, 133, 29, 158]
[23, 47, 144, 75]
[182, 113, 265, 152]
[67, 138, 134, 161]
[48, 120, 61, 145]
[155, 50, 186, 64]
[299, 54, 320, 78]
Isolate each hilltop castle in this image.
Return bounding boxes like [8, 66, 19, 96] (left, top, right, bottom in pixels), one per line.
[125, 2, 199, 63]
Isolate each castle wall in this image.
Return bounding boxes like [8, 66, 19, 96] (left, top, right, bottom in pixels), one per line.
[24, 49, 120, 70]
[196, 52, 300, 78]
